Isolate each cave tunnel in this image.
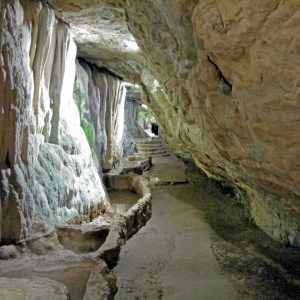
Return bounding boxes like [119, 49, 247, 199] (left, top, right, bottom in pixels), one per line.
[0, 1, 300, 299]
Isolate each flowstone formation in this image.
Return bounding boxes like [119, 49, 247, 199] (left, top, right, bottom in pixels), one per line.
[123, 85, 149, 156]
[47, 0, 144, 82]
[46, 0, 300, 246]
[2, 0, 300, 298]
[0, 1, 156, 298]
[0, 0, 126, 244]
[74, 59, 127, 172]
[1, 0, 299, 252]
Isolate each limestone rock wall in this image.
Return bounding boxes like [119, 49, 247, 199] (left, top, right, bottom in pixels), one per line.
[47, 0, 144, 82]
[123, 98, 138, 157]
[74, 59, 127, 172]
[0, 0, 126, 243]
[2, 0, 300, 247]
[125, 0, 300, 246]
[123, 96, 149, 157]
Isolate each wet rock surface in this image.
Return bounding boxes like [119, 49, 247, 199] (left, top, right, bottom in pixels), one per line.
[0, 0, 121, 243]
[0, 245, 20, 260]
[0, 277, 69, 300]
[2, 0, 299, 249]
[0, 250, 115, 300]
[123, 95, 148, 157]
[42, 0, 300, 244]
[74, 59, 127, 172]
[114, 156, 238, 299]
[0, 171, 151, 299]
[47, 0, 144, 82]
[119, 155, 151, 175]
[1, 0, 300, 298]
[95, 174, 152, 268]
[56, 225, 110, 254]
[184, 161, 300, 299]
[124, 0, 300, 245]
[115, 156, 300, 299]
[0, 0, 130, 243]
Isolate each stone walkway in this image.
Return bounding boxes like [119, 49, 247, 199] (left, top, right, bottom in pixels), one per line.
[114, 156, 238, 299]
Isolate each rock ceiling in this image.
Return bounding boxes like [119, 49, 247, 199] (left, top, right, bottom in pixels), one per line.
[45, 0, 300, 245]
[47, 0, 144, 82]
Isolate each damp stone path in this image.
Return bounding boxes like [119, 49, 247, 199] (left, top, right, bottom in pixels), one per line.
[114, 156, 238, 300]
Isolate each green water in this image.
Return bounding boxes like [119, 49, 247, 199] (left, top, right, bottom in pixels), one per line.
[108, 190, 138, 214]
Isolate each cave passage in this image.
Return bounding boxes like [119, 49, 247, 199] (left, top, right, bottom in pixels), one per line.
[114, 155, 238, 299]
[114, 155, 300, 299]
[1, 1, 300, 299]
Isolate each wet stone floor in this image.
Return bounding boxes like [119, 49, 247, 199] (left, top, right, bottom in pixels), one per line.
[113, 156, 300, 300]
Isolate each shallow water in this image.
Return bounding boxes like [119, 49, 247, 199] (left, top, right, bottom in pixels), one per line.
[108, 190, 138, 214]
[1, 257, 97, 300]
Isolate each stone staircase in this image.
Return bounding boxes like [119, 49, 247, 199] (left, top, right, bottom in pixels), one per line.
[135, 137, 170, 158]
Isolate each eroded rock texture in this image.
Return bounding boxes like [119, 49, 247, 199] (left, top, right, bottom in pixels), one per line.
[1, 0, 300, 247]
[0, 0, 126, 243]
[124, 0, 300, 245]
[123, 88, 148, 156]
[51, 0, 300, 245]
[0, 277, 69, 300]
[74, 59, 126, 172]
[47, 0, 144, 82]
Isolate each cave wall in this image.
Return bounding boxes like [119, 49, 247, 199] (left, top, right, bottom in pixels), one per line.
[74, 59, 126, 172]
[123, 98, 139, 157]
[0, 0, 126, 243]
[124, 0, 300, 246]
[123, 91, 150, 157]
[2, 0, 300, 246]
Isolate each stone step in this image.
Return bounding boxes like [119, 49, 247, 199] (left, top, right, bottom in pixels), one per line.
[135, 137, 170, 158]
[137, 145, 166, 151]
[137, 146, 165, 151]
[141, 152, 171, 158]
[136, 140, 164, 145]
[138, 147, 167, 152]
[135, 137, 164, 143]
[138, 150, 170, 155]
[136, 141, 164, 147]
[139, 154, 170, 158]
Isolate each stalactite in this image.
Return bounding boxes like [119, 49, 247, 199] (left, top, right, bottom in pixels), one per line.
[0, 0, 121, 243]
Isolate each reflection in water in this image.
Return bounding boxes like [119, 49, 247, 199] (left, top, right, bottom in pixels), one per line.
[108, 190, 138, 214]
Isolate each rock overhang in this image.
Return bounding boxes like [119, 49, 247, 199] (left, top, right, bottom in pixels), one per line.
[46, 0, 145, 82]
[37, 0, 300, 246]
